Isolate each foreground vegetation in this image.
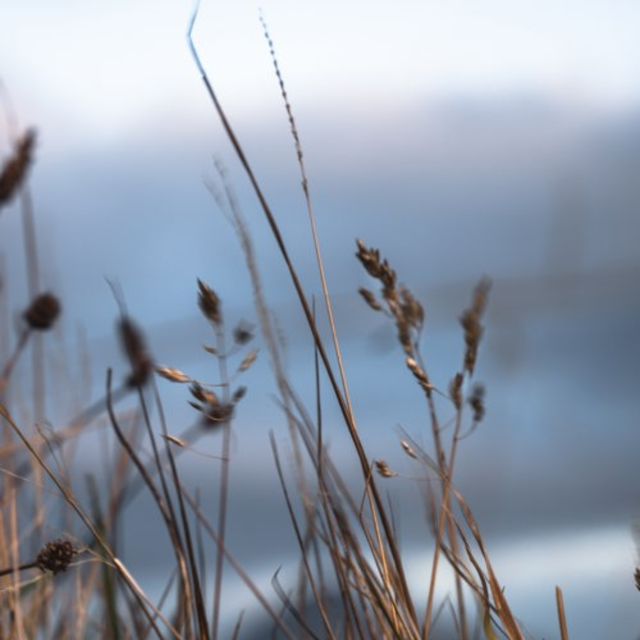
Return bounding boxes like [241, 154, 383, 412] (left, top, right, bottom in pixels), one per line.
[0, 8, 580, 640]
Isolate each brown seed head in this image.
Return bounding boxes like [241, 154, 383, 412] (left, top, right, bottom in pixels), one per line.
[24, 293, 61, 331]
[238, 348, 258, 373]
[189, 383, 234, 427]
[399, 286, 424, 331]
[197, 279, 221, 326]
[449, 373, 464, 411]
[468, 382, 486, 423]
[233, 321, 254, 345]
[374, 459, 397, 478]
[36, 538, 76, 575]
[358, 287, 383, 312]
[400, 439, 418, 459]
[355, 239, 396, 291]
[460, 278, 491, 376]
[118, 316, 152, 388]
[0, 129, 36, 207]
[156, 366, 191, 383]
[232, 386, 247, 403]
[406, 356, 433, 395]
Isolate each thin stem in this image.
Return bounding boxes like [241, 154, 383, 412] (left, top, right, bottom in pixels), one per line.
[188, 10, 416, 619]
[0, 400, 170, 640]
[0, 327, 30, 392]
[211, 316, 230, 640]
[0, 560, 39, 578]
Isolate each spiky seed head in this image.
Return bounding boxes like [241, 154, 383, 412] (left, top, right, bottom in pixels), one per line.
[37, 538, 76, 575]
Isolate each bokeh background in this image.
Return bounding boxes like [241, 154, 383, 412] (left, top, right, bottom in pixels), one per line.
[1, 1, 640, 638]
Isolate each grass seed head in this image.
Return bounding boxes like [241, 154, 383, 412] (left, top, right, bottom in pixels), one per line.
[0, 129, 36, 207]
[238, 348, 258, 372]
[36, 538, 76, 575]
[460, 277, 491, 376]
[232, 386, 247, 403]
[233, 320, 254, 345]
[374, 459, 397, 478]
[358, 287, 383, 312]
[355, 239, 396, 292]
[24, 292, 61, 331]
[468, 382, 486, 423]
[197, 278, 221, 326]
[156, 366, 191, 383]
[189, 382, 234, 427]
[118, 316, 152, 388]
[400, 439, 418, 459]
[449, 372, 464, 411]
[399, 285, 424, 331]
[406, 356, 433, 394]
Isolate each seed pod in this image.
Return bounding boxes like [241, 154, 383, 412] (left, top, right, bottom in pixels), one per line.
[0, 129, 36, 207]
[24, 293, 61, 331]
[197, 279, 221, 326]
[37, 538, 76, 575]
[118, 316, 152, 388]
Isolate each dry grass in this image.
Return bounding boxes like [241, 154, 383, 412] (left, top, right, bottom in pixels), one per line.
[0, 6, 591, 640]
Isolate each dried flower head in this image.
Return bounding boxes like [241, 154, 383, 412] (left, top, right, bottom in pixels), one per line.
[460, 278, 491, 376]
[24, 292, 61, 331]
[635, 568, 640, 591]
[238, 348, 258, 373]
[118, 316, 152, 388]
[197, 279, 221, 326]
[232, 386, 247, 403]
[233, 321, 254, 345]
[163, 434, 186, 447]
[37, 538, 76, 575]
[358, 287, 383, 312]
[399, 286, 424, 331]
[406, 356, 433, 395]
[449, 373, 464, 411]
[0, 129, 36, 207]
[468, 382, 486, 423]
[357, 239, 425, 357]
[400, 439, 418, 459]
[156, 366, 192, 384]
[374, 459, 397, 478]
[355, 239, 396, 293]
[189, 383, 233, 427]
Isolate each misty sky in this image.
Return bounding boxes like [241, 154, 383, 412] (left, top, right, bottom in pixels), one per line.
[2, 2, 640, 638]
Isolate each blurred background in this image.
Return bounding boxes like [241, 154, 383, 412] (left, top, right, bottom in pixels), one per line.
[1, 1, 640, 638]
